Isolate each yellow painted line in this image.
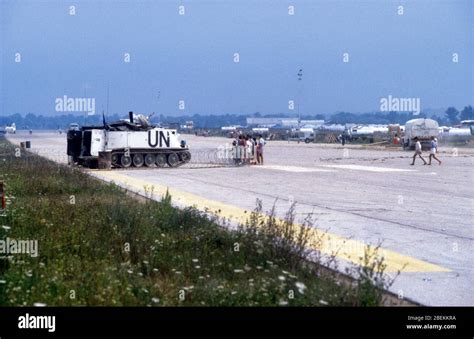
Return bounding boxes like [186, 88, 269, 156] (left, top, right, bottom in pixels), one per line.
[91, 170, 450, 273]
[322, 164, 416, 173]
[257, 165, 334, 173]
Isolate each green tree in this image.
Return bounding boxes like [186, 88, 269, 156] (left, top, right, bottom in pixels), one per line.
[445, 107, 459, 125]
[460, 105, 473, 121]
[314, 114, 325, 120]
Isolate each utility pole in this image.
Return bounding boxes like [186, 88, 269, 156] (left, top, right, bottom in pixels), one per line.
[83, 87, 87, 126]
[297, 68, 303, 128]
[106, 82, 110, 115]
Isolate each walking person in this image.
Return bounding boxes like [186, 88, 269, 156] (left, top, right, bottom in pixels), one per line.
[428, 136, 442, 165]
[410, 137, 427, 165]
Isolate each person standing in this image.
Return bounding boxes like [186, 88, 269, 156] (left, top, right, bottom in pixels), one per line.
[257, 135, 266, 165]
[410, 137, 427, 165]
[245, 135, 253, 164]
[239, 135, 246, 164]
[232, 138, 239, 165]
[250, 136, 257, 164]
[428, 136, 442, 165]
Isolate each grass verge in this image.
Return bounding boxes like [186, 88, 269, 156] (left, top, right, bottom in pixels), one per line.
[0, 137, 397, 306]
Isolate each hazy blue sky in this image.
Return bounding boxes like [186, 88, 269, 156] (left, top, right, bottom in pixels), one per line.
[1, 0, 472, 117]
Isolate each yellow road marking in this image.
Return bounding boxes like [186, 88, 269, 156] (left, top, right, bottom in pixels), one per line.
[257, 165, 334, 173]
[322, 164, 416, 172]
[91, 170, 450, 273]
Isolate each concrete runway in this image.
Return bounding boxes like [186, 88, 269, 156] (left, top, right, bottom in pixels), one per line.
[6, 131, 474, 306]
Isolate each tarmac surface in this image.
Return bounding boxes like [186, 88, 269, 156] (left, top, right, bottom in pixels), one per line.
[6, 131, 474, 306]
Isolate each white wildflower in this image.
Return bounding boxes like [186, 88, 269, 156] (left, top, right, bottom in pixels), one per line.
[295, 282, 306, 291]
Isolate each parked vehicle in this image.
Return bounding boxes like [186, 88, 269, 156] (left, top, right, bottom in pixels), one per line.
[402, 119, 439, 150]
[67, 112, 190, 168]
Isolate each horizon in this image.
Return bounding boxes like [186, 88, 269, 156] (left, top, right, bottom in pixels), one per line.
[2, 107, 471, 130]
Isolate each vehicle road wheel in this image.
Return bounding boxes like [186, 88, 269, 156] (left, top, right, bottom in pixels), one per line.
[121, 155, 132, 168]
[167, 152, 180, 167]
[155, 153, 167, 167]
[305, 138, 311, 144]
[180, 151, 191, 162]
[144, 154, 155, 167]
[133, 154, 144, 167]
[112, 154, 120, 166]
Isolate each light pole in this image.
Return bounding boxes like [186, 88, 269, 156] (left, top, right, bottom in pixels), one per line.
[297, 68, 303, 128]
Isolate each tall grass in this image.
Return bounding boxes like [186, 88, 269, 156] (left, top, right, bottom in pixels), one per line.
[0, 139, 394, 306]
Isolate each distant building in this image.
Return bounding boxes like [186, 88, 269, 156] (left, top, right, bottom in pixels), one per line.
[246, 117, 324, 128]
[461, 120, 474, 126]
[300, 120, 325, 128]
[180, 120, 194, 130]
[221, 125, 242, 131]
[246, 117, 281, 127]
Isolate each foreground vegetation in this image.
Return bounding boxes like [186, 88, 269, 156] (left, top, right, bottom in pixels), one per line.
[0, 138, 392, 306]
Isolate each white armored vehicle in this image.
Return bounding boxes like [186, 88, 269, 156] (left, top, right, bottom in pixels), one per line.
[67, 112, 190, 168]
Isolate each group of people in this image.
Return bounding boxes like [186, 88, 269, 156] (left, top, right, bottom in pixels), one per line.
[232, 134, 266, 165]
[411, 136, 442, 166]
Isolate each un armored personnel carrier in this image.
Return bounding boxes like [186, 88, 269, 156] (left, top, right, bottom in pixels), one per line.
[67, 112, 191, 168]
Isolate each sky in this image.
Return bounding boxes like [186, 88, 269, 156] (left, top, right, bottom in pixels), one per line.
[0, 0, 472, 117]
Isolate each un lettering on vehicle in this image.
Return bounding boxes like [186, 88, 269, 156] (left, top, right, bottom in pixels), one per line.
[147, 130, 170, 148]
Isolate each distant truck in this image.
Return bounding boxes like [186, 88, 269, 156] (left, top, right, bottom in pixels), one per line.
[3, 123, 16, 134]
[438, 126, 473, 143]
[350, 125, 388, 137]
[288, 128, 315, 143]
[402, 118, 439, 150]
[349, 125, 388, 143]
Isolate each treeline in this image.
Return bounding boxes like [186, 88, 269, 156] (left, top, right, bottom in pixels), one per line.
[0, 113, 248, 130]
[0, 113, 117, 130]
[328, 111, 426, 125]
[156, 113, 247, 128]
[328, 106, 472, 126]
[1, 106, 472, 129]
